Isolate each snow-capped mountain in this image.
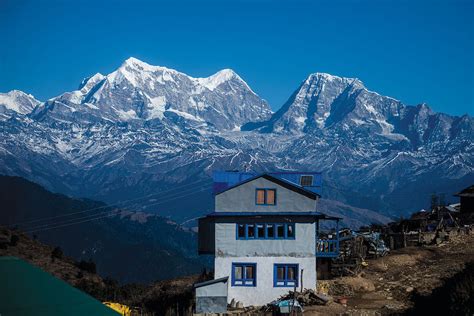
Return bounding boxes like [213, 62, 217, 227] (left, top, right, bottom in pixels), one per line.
[0, 58, 472, 224]
[32, 57, 271, 130]
[0, 90, 40, 120]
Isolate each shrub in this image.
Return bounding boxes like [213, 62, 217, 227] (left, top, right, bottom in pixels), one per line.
[10, 235, 19, 246]
[76, 259, 97, 274]
[51, 247, 63, 262]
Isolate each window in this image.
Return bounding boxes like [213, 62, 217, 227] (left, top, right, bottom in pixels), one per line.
[256, 189, 265, 204]
[236, 223, 295, 240]
[232, 263, 256, 286]
[257, 224, 265, 238]
[237, 224, 245, 239]
[300, 175, 313, 186]
[274, 264, 298, 287]
[255, 189, 276, 205]
[247, 224, 255, 239]
[266, 224, 275, 238]
[276, 224, 285, 238]
[287, 224, 295, 238]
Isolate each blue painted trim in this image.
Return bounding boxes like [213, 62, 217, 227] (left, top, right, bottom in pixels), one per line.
[255, 188, 277, 206]
[235, 223, 296, 240]
[273, 264, 299, 287]
[207, 211, 334, 217]
[231, 262, 257, 287]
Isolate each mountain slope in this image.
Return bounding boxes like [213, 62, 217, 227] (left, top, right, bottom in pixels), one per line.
[0, 58, 472, 222]
[0, 175, 207, 283]
[0, 90, 40, 120]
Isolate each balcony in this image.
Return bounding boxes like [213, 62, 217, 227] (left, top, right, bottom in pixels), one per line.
[316, 239, 339, 257]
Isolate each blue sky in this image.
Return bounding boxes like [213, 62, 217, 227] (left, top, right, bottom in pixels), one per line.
[1, 0, 473, 115]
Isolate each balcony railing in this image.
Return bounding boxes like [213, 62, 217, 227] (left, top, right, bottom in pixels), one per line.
[316, 239, 339, 257]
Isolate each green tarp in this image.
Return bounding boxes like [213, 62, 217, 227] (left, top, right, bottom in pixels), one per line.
[0, 256, 118, 316]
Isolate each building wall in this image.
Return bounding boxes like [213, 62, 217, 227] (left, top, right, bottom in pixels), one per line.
[215, 222, 316, 257]
[214, 222, 316, 306]
[215, 177, 317, 213]
[214, 256, 317, 306]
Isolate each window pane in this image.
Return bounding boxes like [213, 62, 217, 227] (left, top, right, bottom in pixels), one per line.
[267, 224, 274, 238]
[238, 224, 245, 238]
[234, 266, 243, 279]
[277, 267, 285, 280]
[257, 224, 264, 238]
[287, 224, 295, 238]
[287, 266, 297, 280]
[266, 189, 276, 205]
[247, 224, 255, 238]
[300, 175, 313, 186]
[245, 265, 254, 279]
[277, 224, 284, 238]
[256, 189, 265, 204]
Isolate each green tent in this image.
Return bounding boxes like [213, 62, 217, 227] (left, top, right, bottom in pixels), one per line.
[0, 256, 119, 315]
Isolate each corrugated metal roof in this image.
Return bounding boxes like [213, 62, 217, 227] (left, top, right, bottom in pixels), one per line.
[194, 276, 229, 288]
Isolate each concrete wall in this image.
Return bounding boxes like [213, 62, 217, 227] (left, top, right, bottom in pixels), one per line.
[214, 256, 316, 306]
[195, 281, 228, 314]
[215, 222, 316, 257]
[196, 281, 228, 297]
[215, 177, 316, 213]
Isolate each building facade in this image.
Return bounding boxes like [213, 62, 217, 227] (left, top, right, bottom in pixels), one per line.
[198, 172, 340, 307]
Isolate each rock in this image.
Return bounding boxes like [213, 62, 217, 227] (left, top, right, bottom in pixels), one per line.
[236, 301, 244, 309]
[230, 298, 236, 308]
[405, 287, 414, 293]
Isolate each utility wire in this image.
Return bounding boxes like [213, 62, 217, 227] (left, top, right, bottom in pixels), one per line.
[24, 184, 212, 233]
[22, 183, 212, 231]
[10, 178, 210, 227]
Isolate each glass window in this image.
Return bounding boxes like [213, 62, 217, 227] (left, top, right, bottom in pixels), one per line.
[287, 266, 296, 280]
[300, 175, 313, 186]
[266, 189, 276, 205]
[256, 189, 265, 204]
[274, 264, 299, 287]
[234, 266, 243, 279]
[237, 224, 245, 239]
[236, 223, 295, 240]
[233, 263, 256, 287]
[276, 266, 285, 280]
[287, 224, 295, 238]
[247, 224, 255, 238]
[245, 265, 254, 279]
[266, 224, 274, 238]
[276, 224, 285, 238]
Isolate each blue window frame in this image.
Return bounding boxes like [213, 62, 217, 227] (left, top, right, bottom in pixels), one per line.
[232, 263, 257, 287]
[236, 223, 295, 240]
[274, 264, 299, 287]
[255, 188, 277, 205]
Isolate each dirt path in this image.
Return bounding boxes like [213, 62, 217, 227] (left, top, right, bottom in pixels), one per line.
[305, 232, 474, 315]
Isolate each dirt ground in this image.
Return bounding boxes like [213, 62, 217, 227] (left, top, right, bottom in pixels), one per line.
[304, 231, 474, 315]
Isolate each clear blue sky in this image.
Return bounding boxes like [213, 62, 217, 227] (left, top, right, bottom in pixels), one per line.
[1, 0, 473, 115]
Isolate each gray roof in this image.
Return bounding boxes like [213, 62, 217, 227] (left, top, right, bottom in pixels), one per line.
[194, 276, 229, 288]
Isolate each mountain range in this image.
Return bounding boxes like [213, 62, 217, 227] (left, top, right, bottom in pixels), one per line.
[1, 57, 472, 224]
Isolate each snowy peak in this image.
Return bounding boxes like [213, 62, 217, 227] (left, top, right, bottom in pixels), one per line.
[306, 72, 364, 87]
[196, 69, 240, 91]
[31, 57, 272, 130]
[0, 90, 40, 119]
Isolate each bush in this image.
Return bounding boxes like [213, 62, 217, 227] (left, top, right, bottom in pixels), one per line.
[76, 259, 97, 274]
[10, 235, 19, 246]
[51, 247, 63, 262]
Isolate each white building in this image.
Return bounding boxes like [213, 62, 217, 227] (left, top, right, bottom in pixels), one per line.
[198, 172, 340, 307]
